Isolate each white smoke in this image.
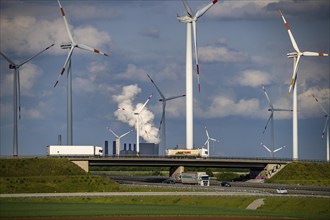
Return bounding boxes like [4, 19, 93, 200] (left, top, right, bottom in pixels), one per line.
[112, 84, 160, 144]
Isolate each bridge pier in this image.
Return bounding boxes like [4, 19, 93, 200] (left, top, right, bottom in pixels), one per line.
[71, 160, 89, 172]
[169, 166, 184, 180]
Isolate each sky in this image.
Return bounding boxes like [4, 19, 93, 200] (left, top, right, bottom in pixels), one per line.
[0, 0, 329, 160]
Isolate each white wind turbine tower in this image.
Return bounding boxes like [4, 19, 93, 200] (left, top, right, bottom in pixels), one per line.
[177, 0, 218, 150]
[54, 0, 109, 145]
[106, 127, 133, 156]
[146, 73, 185, 152]
[203, 126, 218, 157]
[262, 86, 291, 158]
[260, 143, 286, 158]
[279, 10, 329, 160]
[312, 94, 329, 161]
[0, 43, 54, 157]
[134, 94, 153, 155]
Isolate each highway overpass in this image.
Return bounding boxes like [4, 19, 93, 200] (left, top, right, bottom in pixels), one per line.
[69, 157, 290, 177]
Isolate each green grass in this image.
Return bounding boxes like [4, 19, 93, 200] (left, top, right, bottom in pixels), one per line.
[266, 162, 330, 186]
[1, 196, 329, 219]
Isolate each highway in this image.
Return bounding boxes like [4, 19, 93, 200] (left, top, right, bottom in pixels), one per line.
[1, 191, 329, 199]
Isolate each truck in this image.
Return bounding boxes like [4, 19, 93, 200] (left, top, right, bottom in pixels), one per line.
[47, 145, 103, 157]
[165, 148, 208, 158]
[180, 172, 210, 186]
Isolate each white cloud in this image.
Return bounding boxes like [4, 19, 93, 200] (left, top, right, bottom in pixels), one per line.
[199, 95, 262, 118]
[115, 64, 148, 82]
[298, 87, 330, 119]
[0, 63, 42, 97]
[209, 0, 329, 20]
[0, 15, 111, 56]
[234, 70, 273, 88]
[199, 46, 247, 63]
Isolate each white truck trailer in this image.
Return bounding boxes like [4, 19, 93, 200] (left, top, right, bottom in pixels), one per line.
[165, 148, 208, 158]
[180, 172, 210, 186]
[47, 145, 103, 157]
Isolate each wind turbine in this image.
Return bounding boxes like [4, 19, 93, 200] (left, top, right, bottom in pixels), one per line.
[106, 127, 133, 156]
[262, 86, 291, 158]
[203, 126, 218, 157]
[312, 94, 329, 161]
[279, 10, 329, 160]
[177, 0, 218, 150]
[0, 43, 54, 157]
[146, 73, 185, 153]
[54, 0, 109, 145]
[260, 143, 286, 158]
[134, 94, 153, 155]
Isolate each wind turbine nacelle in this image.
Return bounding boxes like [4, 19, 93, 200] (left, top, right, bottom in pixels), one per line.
[60, 42, 72, 49]
[9, 64, 16, 69]
[287, 52, 298, 58]
[177, 16, 194, 23]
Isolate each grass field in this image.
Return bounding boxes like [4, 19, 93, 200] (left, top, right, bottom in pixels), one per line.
[1, 158, 330, 219]
[266, 162, 330, 186]
[1, 196, 329, 219]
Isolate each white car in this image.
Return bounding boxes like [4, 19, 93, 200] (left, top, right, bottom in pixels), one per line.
[276, 188, 288, 194]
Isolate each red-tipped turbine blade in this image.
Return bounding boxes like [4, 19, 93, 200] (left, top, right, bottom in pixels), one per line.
[77, 44, 109, 56]
[57, 0, 74, 43]
[279, 10, 300, 53]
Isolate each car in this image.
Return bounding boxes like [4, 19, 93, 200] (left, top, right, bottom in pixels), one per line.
[276, 188, 288, 194]
[220, 181, 231, 187]
[162, 178, 175, 184]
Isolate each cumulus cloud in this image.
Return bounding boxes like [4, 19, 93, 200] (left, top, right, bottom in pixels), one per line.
[115, 64, 148, 82]
[199, 95, 262, 118]
[0, 63, 42, 97]
[199, 46, 247, 63]
[234, 70, 273, 88]
[209, 0, 329, 20]
[0, 15, 111, 56]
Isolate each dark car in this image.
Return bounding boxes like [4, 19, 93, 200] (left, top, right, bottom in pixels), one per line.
[162, 178, 175, 184]
[220, 181, 231, 187]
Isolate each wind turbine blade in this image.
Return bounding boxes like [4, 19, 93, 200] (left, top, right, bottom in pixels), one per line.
[302, 52, 329, 57]
[57, 0, 74, 43]
[0, 51, 16, 65]
[205, 126, 210, 139]
[77, 44, 109, 56]
[262, 86, 273, 109]
[288, 55, 300, 96]
[274, 146, 286, 153]
[182, 0, 193, 17]
[195, 0, 218, 19]
[263, 113, 273, 134]
[17, 69, 21, 119]
[312, 94, 329, 115]
[165, 94, 186, 101]
[18, 43, 55, 67]
[106, 127, 119, 138]
[279, 10, 300, 53]
[54, 46, 75, 88]
[204, 139, 209, 146]
[119, 129, 133, 138]
[146, 73, 165, 99]
[261, 142, 272, 153]
[210, 138, 217, 142]
[322, 117, 329, 139]
[192, 21, 200, 93]
[138, 94, 153, 114]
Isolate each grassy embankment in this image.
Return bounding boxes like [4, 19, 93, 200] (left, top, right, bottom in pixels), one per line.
[266, 162, 330, 186]
[0, 158, 330, 219]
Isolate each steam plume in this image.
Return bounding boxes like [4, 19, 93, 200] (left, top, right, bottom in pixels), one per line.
[113, 84, 160, 144]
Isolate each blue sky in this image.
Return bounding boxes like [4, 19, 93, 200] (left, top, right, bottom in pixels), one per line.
[0, 0, 329, 160]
